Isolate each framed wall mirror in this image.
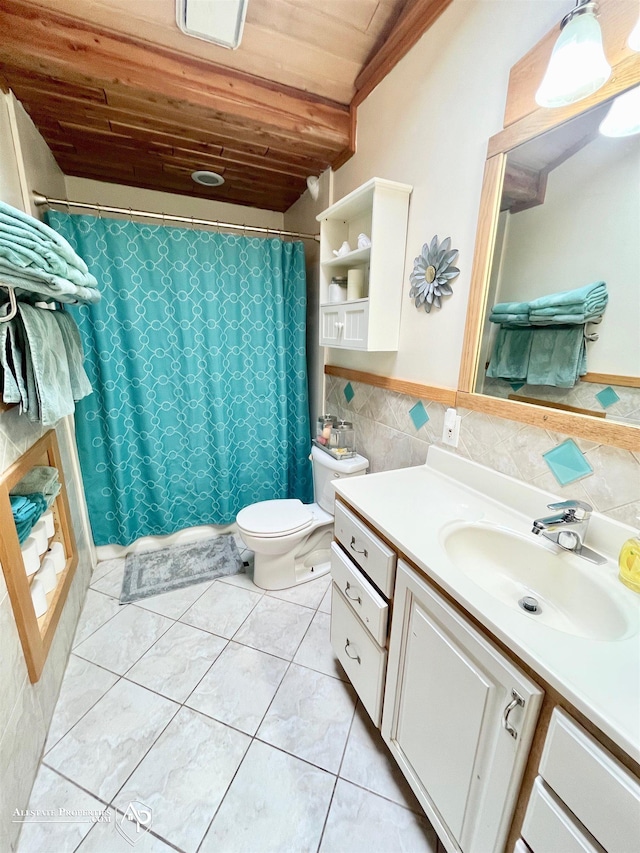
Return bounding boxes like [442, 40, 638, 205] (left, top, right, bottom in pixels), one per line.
[459, 2, 640, 452]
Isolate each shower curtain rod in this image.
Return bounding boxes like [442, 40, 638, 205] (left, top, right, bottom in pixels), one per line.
[32, 193, 320, 242]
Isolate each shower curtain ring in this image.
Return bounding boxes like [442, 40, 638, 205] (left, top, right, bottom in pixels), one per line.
[97, 204, 102, 220]
[129, 207, 133, 222]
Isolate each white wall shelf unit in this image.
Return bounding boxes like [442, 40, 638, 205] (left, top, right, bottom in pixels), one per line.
[317, 177, 412, 351]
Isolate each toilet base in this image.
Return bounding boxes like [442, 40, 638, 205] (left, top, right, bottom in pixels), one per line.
[252, 525, 333, 590]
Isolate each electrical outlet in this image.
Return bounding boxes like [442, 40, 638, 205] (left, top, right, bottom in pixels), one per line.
[442, 407, 461, 447]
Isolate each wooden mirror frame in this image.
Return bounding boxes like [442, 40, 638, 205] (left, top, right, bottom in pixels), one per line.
[458, 0, 640, 452]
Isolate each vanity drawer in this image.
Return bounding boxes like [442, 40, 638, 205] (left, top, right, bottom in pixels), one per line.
[539, 709, 640, 853]
[330, 542, 389, 646]
[334, 501, 396, 598]
[331, 584, 387, 727]
[522, 778, 604, 853]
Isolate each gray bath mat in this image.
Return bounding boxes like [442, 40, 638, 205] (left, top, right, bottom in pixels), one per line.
[120, 534, 243, 604]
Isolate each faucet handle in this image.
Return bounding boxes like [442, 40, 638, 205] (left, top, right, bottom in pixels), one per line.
[547, 499, 592, 519]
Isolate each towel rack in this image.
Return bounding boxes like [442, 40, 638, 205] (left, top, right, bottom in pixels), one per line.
[0, 284, 18, 323]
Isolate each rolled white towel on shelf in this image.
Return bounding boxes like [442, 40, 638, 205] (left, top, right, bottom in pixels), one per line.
[42, 509, 55, 538]
[48, 541, 66, 573]
[31, 578, 48, 618]
[36, 557, 57, 594]
[32, 519, 48, 555]
[21, 536, 40, 576]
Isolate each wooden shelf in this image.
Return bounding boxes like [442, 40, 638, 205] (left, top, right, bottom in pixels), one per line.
[0, 430, 78, 682]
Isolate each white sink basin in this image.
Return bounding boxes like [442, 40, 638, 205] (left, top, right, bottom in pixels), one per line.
[441, 522, 637, 641]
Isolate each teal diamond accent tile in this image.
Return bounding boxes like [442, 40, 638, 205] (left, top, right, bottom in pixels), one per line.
[542, 439, 594, 486]
[595, 386, 620, 409]
[409, 401, 429, 431]
[343, 382, 354, 403]
[510, 382, 525, 392]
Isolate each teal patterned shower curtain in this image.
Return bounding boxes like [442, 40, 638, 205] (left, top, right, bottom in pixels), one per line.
[46, 212, 312, 546]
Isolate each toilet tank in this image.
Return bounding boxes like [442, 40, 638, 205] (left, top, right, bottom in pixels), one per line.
[311, 445, 368, 514]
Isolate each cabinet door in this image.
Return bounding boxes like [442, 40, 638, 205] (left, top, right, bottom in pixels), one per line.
[382, 561, 543, 853]
[319, 305, 342, 346]
[341, 301, 369, 349]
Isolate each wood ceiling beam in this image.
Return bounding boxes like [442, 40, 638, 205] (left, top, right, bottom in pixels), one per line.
[0, 0, 351, 152]
[353, 0, 453, 106]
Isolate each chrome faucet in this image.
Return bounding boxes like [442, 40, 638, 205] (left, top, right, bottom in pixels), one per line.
[532, 500, 606, 565]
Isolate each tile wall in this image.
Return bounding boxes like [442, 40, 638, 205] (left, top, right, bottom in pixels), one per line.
[0, 409, 94, 851]
[325, 375, 640, 527]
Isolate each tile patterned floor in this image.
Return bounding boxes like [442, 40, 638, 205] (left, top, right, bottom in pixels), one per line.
[17, 542, 441, 853]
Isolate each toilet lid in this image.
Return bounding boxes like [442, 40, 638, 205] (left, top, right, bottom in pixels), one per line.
[237, 499, 313, 537]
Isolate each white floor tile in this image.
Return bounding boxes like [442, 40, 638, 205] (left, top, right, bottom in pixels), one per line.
[180, 581, 261, 638]
[90, 561, 125, 599]
[199, 739, 334, 853]
[133, 580, 213, 620]
[76, 808, 174, 852]
[45, 655, 119, 752]
[294, 610, 347, 681]
[74, 606, 173, 675]
[233, 596, 314, 660]
[126, 622, 227, 703]
[217, 566, 262, 593]
[257, 663, 356, 773]
[340, 703, 422, 810]
[16, 766, 106, 853]
[114, 707, 250, 853]
[91, 557, 125, 584]
[72, 590, 122, 647]
[318, 583, 332, 614]
[320, 779, 438, 853]
[186, 641, 288, 735]
[266, 574, 331, 609]
[45, 680, 179, 802]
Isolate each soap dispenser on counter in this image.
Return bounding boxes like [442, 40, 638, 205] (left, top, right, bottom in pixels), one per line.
[618, 518, 640, 593]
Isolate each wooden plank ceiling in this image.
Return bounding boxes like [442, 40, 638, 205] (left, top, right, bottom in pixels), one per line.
[0, 0, 452, 212]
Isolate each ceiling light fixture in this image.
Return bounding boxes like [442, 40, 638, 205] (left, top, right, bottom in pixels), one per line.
[535, 1, 611, 108]
[176, 0, 249, 50]
[191, 170, 225, 187]
[599, 86, 640, 137]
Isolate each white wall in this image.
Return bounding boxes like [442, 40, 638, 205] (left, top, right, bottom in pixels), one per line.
[284, 170, 332, 431]
[497, 138, 640, 375]
[328, 0, 568, 387]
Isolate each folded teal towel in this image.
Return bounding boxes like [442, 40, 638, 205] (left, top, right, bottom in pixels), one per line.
[488, 312, 532, 325]
[0, 236, 94, 287]
[1, 304, 92, 425]
[490, 282, 607, 327]
[486, 326, 534, 381]
[0, 261, 99, 305]
[10, 493, 48, 544]
[488, 301, 530, 315]
[527, 325, 587, 387]
[528, 281, 606, 312]
[0, 202, 88, 272]
[11, 466, 61, 508]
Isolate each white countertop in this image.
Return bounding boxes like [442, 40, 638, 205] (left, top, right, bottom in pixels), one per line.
[333, 447, 640, 764]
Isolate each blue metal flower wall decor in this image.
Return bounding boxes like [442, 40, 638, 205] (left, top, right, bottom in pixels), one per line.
[409, 235, 460, 313]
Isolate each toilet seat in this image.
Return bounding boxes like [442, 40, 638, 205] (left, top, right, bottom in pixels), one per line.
[236, 499, 313, 538]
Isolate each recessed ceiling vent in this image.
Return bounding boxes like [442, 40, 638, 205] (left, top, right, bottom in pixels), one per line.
[176, 0, 248, 50]
[191, 170, 225, 187]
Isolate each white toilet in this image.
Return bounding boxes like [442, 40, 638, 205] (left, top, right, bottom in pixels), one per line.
[236, 445, 368, 590]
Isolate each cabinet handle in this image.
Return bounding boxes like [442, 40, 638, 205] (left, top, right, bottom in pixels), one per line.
[344, 639, 361, 664]
[350, 536, 368, 558]
[344, 582, 362, 605]
[502, 689, 525, 739]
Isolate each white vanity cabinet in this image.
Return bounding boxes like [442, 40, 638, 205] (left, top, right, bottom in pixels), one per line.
[382, 560, 543, 853]
[520, 709, 640, 853]
[317, 177, 412, 351]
